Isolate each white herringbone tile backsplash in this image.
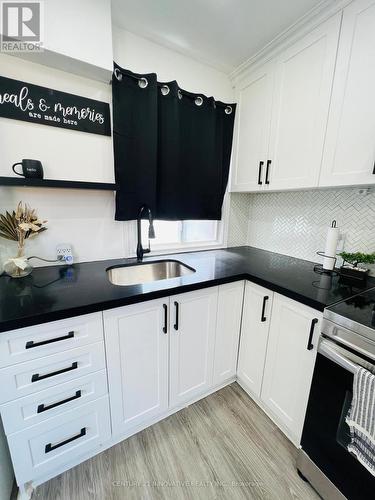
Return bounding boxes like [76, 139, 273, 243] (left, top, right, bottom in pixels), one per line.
[228, 188, 375, 265]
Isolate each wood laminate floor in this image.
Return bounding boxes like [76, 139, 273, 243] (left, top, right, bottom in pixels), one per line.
[34, 383, 319, 500]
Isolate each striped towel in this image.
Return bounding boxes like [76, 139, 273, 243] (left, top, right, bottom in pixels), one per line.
[346, 367, 375, 476]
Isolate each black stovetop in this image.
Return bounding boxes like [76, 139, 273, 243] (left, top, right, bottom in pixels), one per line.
[325, 287, 375, 332]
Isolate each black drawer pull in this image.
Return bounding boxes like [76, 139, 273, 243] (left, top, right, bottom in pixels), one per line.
[26, 331, 74, 349]
[31, 361, 78, 383]
[265, 160, 271, 185]
[45, 427, 86, 453]
[163, 304, 168, 334]
[258, 161, 264, 185]
[174, 301, 179, 331]
[307, 318, 319, 351]
[37, 390, 82, 413]
[261, 296, 269, 322]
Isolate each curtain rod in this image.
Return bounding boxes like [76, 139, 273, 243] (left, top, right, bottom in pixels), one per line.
[113, 68, 233, 114]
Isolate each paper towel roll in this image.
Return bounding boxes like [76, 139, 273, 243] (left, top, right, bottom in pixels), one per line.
[323, 221, 339, 271]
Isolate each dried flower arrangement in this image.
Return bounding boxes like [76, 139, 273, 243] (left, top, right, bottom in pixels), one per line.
[0, 202, 47, 277]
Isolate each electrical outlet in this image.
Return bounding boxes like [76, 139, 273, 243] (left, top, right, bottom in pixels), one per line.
[56, 244, 74, 265]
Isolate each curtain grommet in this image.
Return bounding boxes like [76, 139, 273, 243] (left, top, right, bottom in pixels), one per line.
[195, 96, 203, 106]
[138, 77, 149, 89]
[161, 85, 170, 96]
[177, 89, 183, 100]
[114, 68, 122, 81]
[225, 105, 232, 115]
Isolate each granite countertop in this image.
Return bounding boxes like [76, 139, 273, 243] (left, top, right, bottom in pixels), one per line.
[1, 246, 374, 333]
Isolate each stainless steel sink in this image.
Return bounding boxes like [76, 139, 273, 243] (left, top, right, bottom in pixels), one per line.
[107, 260, 196, 286]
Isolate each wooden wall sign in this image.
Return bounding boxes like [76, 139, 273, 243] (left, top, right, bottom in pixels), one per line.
[0, 75, 111, 136]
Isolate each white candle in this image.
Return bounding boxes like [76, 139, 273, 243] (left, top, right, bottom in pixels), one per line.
[323, 221, 339, 271]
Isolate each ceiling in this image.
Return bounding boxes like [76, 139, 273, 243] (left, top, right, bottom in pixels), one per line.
[111, 0, 326, 74]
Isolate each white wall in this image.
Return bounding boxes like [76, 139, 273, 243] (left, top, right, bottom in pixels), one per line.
[0, 28, 233, 267]
[112, 28, 234, 101]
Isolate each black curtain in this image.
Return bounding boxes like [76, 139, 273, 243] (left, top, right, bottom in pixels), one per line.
[113, 63, 236, 221]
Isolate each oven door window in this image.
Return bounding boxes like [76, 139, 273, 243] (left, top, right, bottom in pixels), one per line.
[336, 390, 352, 450]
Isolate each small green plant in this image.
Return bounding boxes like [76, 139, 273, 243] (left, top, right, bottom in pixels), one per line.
[339, 252, 375, 268]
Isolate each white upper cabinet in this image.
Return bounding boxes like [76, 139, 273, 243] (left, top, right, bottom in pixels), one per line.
[231, 13, 341, 192]
[231, 61, 275, 191]
[213, 281, 244, 386]
[14, 0, 113, 82]
[320, 0, 375, 187]
[104, 299, 169, 436]
[169, 287, 218, 407]
[267, 14, 341, 190]
[237, 282, 273, 398]
[261, 294, 322, 445]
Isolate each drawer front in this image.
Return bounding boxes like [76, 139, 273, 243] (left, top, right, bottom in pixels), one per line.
[1, 370, 108, 434]
[0, 312, 103, 368]
[7, 396, 111, 484]
[0, 342, 106, 403]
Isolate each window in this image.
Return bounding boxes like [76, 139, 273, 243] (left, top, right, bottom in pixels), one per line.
[141, 220, 221, 250]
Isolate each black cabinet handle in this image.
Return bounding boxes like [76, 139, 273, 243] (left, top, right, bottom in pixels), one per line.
[258, 161, 264, 185]
[261, 296, 269, 322]
[45, 427, 86, 453]
[163, 304, 168, 334]
[265, 160, 271, 185]
[174, 301, 179, 331]
[37, 390, 82, 413]
[26, 331, 74, 349]
[307, 318, 319, 351]
[31, 361, 78, 383]
[373, 161, 375, 174]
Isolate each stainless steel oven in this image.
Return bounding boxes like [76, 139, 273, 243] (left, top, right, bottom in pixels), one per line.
[297, 313, 375, 500]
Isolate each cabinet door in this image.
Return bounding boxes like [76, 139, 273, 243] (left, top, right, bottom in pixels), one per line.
[104, 299, 169, 436]
[261, 294, 322, 444]
[213, 281, 244, 386]
[230, 61, 274, 192]
[237, 282, 273, 398]
[320, 0, 375, 187]
[169, 287, 218, 407]
[267, 14, 341, 190]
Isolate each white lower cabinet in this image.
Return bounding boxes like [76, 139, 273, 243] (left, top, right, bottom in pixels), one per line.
[237, 282, 273, 397]
[1, 370, 108, 435]
[0, 313, 110, 490]
[213, 281, 244, 386]
[169, 287, 219, 407]
[7, 396, 111, 484]
[261, 294, 322, 444]
[104, 299, 169, 436]
[0, 279, 325, 492]
[104, 285, 242, 437]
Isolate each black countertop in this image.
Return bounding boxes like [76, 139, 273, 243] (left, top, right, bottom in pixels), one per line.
[1, 246, 374, 333]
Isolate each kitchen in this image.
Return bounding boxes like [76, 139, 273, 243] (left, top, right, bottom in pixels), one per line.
[0, 1, 374, 499]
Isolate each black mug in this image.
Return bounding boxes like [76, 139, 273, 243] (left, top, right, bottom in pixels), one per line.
[12, 159, 44, 179]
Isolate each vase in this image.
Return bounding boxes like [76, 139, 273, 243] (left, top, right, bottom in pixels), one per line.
[3, 244, 33, 278]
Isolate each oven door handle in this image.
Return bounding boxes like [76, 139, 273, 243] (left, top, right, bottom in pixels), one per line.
[319, 339, 374, 374]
